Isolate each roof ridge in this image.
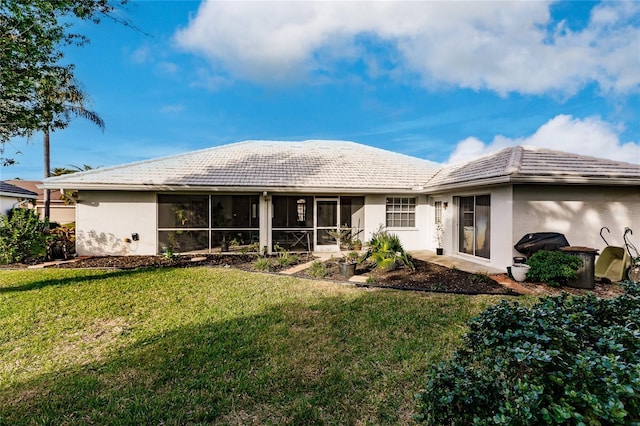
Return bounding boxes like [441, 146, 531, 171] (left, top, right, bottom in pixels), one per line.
[505, 146, 524, 175]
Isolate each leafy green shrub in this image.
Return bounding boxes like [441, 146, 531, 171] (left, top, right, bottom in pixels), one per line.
[46, 223, 76, 259]
[307, 260, 328, 279]
[415, 290, 640, 425]
[0, 208, 50, 264]
[274, 245, 299, 267]
[363, 227, 414, 271]
[526, 250, 583, 287]
[253, 257, 272, 272]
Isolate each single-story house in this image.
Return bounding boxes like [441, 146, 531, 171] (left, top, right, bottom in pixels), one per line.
[5, 180, 75, 225]
[42, 140, 640, 271]
[0, 181, 37, 215]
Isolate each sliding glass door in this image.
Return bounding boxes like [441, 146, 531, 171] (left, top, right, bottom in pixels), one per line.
[458, 195, 490, 259]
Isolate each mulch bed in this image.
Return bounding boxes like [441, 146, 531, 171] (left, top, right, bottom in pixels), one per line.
[4, 254, 624, 297]
[50, 253, 314, 273]
[294, 258, 517, 295]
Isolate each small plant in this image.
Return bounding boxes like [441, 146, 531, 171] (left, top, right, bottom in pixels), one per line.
[365, 276, 376, 284]
[274, 244, 299, 267]
[307, 260, 328, 279]
[433, 222, 444, 248]
[163, 247, 174, 260]
[363, 226, 414, 271]
[526, 250, 583, 287]
[0, 208, 50, 264]
[253, 257, 272, 272]
[345, 250, 360, 263]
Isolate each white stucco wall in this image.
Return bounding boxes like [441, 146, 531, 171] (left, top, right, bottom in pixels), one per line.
[0, 195, 17, 215]
[363, 194, 430, 251]
[75, 191, 157, 256]
[513, 185, 640, 251]
[430, 185, 513, 271]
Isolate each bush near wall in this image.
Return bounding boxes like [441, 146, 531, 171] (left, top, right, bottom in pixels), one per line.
[526, 250, 583, 287]
[0, 208, 50, 264]
[415, 285, 640, 425]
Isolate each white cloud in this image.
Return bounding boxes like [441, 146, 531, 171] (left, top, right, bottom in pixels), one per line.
[129, 45, 151, 64]
[160, 104, 185, 114]
[447, 114, 640, 164]
[174, 1, 640, 95]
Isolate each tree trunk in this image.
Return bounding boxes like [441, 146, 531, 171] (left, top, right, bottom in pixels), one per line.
[44, 128, 51, 220]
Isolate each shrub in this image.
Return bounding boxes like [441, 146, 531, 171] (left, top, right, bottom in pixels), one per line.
[415, 290, 640, 425]
[253, 257, 272, 272]
[0, 208, 50, 264]
[275, 245, 299, 267]
[46, 223, 76, 260]
[307, 260, 328, 279]
[526, 250, 583, 287]
[363, 227, 414, 271]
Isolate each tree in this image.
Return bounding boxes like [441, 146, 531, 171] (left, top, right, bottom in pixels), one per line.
[52, 164, 97, 176]
[0, 0, 125, 163]
[39, 75, 104, 219]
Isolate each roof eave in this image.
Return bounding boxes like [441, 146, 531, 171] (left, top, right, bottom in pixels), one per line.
[425, 174, 640, 193]
[0, 191, 37, 199]
[43, 182, 425, 195]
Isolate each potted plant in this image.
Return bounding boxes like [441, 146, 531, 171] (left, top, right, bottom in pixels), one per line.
[434, 222, 444, 255]
[337, 251, 359, 277]
[327, 226, 353, 250]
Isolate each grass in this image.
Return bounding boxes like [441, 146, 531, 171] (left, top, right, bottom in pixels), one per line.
[0, 267, 517, 425]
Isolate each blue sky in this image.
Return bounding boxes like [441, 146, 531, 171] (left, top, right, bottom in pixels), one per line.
[2, 0, 639, 181]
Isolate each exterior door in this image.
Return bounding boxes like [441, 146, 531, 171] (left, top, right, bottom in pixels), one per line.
[315, 198, 339, 252]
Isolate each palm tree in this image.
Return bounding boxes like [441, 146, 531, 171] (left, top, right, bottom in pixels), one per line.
[39, 74, 104, 219]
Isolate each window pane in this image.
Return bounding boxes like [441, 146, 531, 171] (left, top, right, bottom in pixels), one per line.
[272, 230, 313, 251]
[272, 196, 314, 228]
[211, 195, 259, 228]
[212, 230, 260, 252]
[386, 197, 416, 227]
[158, 195, 208, 228]
[158, 230, 208, 253]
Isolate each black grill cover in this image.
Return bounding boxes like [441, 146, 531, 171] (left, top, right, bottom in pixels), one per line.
[514, 232, 570, 257]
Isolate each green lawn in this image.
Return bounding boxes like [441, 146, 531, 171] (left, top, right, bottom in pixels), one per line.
[0, 267, 516, 425]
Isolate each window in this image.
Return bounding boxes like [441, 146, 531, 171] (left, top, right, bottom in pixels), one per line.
[386, 197, 416, 228]
[157, 194, 259, 254]
[434, 201, 442, 224]
[457, 195, 490, 259]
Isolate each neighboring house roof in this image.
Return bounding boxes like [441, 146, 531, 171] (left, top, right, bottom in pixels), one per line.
[427, 146, 640, 191]
[0, 181, 37, 199]
[5, 180, 65, 205]
[42, 140, 442, 193]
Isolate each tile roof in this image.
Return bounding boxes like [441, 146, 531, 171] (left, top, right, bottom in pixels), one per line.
[0, 181, 37, 198]
[43, 140, 441, 192]
[428, 146, 640, 189]
[42, 142, 640, 193]
[5, 180, 64, 204]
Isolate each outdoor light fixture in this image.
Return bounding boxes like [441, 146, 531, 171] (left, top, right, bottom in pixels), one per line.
[131, 233, 139, 241]
[443, 202, 448, 209]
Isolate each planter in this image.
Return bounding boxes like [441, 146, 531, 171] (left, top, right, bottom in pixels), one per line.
[511, 264, 530, 282]
[436, 248, 444, 255]
[338, 261, 357, 278]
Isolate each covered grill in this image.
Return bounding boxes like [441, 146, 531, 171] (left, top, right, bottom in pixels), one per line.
[514, 232, 570, 258]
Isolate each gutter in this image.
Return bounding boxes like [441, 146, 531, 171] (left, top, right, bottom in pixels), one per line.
[424, 175, 640, 193]
[41, 182, 427, 195]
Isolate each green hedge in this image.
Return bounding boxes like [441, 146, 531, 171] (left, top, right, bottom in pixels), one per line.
[0, 208, 49, 264]
[415, 284, 640, 425]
